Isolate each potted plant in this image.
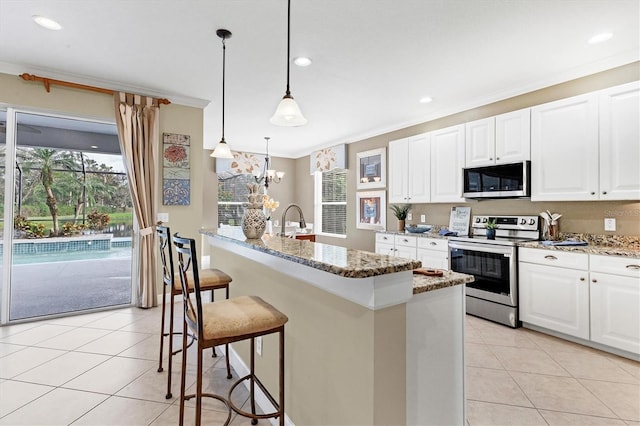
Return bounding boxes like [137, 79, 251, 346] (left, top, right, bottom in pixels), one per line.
[485, 218, 497, 239]
[390, 204, 412, 232]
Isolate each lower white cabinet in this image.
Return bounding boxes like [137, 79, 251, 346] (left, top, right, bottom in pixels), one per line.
[519, 249, 590, 339]
[590, 255, 640, 354]
[417, 238, 449, 270]
[519, 248, 640, 355]
[375, 233, 449, 267]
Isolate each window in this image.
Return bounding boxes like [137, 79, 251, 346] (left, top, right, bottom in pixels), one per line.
[314, 169, 347, 236]
[217, 173, 255, 226]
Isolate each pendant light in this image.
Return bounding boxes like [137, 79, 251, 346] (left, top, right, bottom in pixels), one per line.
[270, 0, 307, 126]
[211, 29, 234, 159]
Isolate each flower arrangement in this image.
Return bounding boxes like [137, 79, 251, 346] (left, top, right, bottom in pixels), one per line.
[262, 195, 280, 221]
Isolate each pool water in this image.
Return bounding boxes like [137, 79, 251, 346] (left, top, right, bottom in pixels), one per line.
[11, 246, 132, 265]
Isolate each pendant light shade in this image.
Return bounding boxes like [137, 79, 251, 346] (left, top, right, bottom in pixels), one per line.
[211, 29, 234, 159]
[270, 0, 307, 127]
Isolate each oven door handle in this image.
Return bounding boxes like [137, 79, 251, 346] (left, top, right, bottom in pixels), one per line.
[448, 241, 515, 256]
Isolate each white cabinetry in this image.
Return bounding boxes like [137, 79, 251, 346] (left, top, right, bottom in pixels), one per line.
[430, 124, 465, 202]
[465, 109, 530, 168]
[388, 133, 430, 204]
[417, 238, 449, 270]
[531, 93, 599, 201]
[374, 233, 417, 260]
[531, 81, 640, 201]
[519, 248, 590, 339]
[590, 254, 640, 354]
[599, 81, 640, 200]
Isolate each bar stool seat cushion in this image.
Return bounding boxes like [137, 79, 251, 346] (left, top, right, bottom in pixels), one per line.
[175, 268, 232, 291]
[190, 295, 288, 341]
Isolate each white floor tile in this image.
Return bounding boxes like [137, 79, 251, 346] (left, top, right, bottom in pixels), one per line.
[14, 351, 110, 386]
[0, 380, 53, 418]
[0, 347, 66, 379]
[62, 356, 155, 394]
[34, 326, 112, 351]
[74, 330, 152, 355]
[73, 395, 169, 425]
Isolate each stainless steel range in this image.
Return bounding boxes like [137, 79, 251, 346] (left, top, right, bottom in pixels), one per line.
[448, 215, 540, 328]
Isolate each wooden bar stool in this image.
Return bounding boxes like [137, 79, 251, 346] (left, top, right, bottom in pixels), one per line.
[156, 225, 233, 399]
[173, 234, 288, 426]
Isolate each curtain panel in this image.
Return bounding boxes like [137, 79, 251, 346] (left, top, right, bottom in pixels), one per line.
[309, 144, 347, 174]
[114, 92, 159, 308]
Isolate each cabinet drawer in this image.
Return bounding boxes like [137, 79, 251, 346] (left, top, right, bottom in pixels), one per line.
[376, 233, 394, 244]
[417, 237, 448, 252]
[519, 247, 588, 270]
[395, 235, 417, 248]
[590, 254, 640, 278]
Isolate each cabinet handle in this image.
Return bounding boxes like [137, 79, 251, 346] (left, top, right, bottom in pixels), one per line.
[626, 264, 640, 270]
[496, 157, 500, 161]
[580, 277, 585, 281]
[592, 279, 598, 283]
[383, 237, 388, 240]
[591, 192, 596, 195]
[430, 242, 437, 246]
[544, 255, 558, 260]
[403, 239, 409, 243]
[602, 191, 607, 195]
[489, 157, 493, 161]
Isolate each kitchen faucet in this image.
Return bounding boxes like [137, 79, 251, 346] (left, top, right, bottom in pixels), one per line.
[280, 204, 306, 236]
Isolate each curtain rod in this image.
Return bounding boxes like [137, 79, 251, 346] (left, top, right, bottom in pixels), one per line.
[19, 73, 171, 105]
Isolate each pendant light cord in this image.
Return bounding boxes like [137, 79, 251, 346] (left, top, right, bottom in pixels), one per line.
[221, 36, 227, 141]
[285, 0, 291, 97]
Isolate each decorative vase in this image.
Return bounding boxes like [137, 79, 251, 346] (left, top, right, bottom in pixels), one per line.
[398, 219, 406, 233]
[241, 183, 266, 239]
[486, 229, 496, 240]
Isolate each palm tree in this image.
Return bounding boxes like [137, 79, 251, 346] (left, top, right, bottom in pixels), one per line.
[18, 148, 78, 236]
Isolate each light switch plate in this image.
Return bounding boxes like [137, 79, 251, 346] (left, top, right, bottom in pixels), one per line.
[157, 212, 169, 223]
[420, 214, 426, 223]
[604, 218, 616, 231]
[407, 213, 412, 221]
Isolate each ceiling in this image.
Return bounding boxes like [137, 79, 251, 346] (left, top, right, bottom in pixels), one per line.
[0, 0, 638, 158]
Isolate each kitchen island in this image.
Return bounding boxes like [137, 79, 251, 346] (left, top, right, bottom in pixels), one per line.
[202, 228, 474, 426]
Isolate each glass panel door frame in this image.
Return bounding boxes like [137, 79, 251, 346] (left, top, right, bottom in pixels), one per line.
[0, 106, 138, 324]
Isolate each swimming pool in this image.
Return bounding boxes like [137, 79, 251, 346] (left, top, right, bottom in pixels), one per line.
[11, 245, 132, 265]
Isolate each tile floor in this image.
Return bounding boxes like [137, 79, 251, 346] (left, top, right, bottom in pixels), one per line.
[0, 305, 638, 425]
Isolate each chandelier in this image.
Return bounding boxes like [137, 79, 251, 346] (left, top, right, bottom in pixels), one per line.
[254, 137, 285, 189]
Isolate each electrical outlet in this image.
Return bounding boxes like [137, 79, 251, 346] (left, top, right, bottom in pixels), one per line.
[407, 213, 412, 221]
[604, 218, 616, 231]
[420, 214, 426, 223]
[157, 212, 169, 223]
[256, 336, 262, 356]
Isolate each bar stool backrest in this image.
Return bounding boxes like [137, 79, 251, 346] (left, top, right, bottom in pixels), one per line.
[156, 225, 174, 290]
[172, 234, 205, 341]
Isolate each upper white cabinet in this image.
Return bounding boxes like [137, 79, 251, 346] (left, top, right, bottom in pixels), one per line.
[531, 81, 640, 201]
[465, 109, 530, 167]
[599, 81, 640, 200]
[388, 133, 430, 204]
[430, 124, 465, 202]
[531, 93, 599, 201]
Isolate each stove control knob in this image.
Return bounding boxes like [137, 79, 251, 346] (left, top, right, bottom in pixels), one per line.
[475, 217, 481, 223]
[482, 217, 488, 223]
[529, 219, 536, 225]
[520, 218, 526, 225]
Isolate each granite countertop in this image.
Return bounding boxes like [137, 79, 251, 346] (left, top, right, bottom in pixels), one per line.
[518, 233, 640, 258]
[377, 230, 450, 240]
[412, 271, 475, 295]
[204, 228, 422, 279]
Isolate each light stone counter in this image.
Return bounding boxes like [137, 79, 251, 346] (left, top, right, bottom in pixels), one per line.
[413, 270, 475, 294]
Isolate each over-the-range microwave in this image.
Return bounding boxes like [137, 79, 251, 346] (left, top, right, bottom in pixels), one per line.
[463, 161, 531, 199]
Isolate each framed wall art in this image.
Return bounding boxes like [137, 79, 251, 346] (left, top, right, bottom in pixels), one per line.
[162, 133, 190, 205]
[356, 148, 386, 189]
[356, 190, 386, 231]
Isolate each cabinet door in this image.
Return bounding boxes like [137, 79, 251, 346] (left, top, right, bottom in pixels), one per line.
[519, 262, 589, 339]
[531, 93, 599, 201]
[599, 81, 640, 200]
[395, 245, 417, 261]
[388, 139, 409, 203]
[430, 124, 465, 202]
[417, 249, 449, 270]
[375, 242, 395, 257]
[495, 108, 530, 164]
[590, 272, 640, 354]
[465, 117, 495, 167]
[407, 133, 431, 203]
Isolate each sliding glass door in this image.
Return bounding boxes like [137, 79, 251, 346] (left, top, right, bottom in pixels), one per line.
[2, 109, 134, 322]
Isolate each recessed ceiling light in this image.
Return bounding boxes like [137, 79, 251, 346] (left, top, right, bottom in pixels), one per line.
[588, 32, 613, 44]
[293, 57, 312, 67]
[419, 96, 433, 104]
[32, 15, 62, 30]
